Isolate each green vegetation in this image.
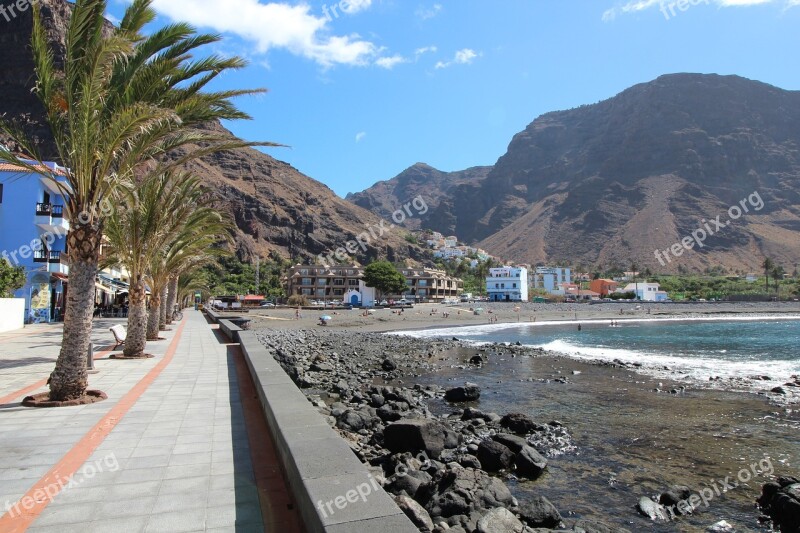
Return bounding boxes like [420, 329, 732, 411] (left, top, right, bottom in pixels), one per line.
[433, 257, 499, 295]
[287, 295, 310, 307]
[201, 253, 290, 299]
[650, 274, 797, 301]
[0, 258, 25, 298]
[363, 261, 407, 299]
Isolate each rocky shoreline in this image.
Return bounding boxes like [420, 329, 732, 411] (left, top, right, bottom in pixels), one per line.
[256, 329, 798, 532]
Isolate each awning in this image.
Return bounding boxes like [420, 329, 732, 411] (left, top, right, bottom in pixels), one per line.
[95, 282, 113, 294]
[52, 273, 69, 282]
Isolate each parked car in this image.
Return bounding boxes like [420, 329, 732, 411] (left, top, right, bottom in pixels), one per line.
[379, 300, 389, 306]
[259, 302, 276, 308]
[398, 298, 410, 305]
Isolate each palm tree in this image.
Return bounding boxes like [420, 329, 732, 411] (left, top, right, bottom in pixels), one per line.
[0, 0, 271, 400]
[145, 201, 232, 340]
[772, 266, 785, 297]
[763, 258, 774, 294]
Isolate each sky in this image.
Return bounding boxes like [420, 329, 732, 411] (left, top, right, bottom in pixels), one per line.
[107, 0, 800, 198]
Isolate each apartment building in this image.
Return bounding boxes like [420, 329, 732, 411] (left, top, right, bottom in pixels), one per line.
[284, 264, 463, 304]
[486, 266, 529, 302]
[0, 159, 70, 323]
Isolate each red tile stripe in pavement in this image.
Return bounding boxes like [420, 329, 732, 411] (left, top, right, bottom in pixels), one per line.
[0, 319, 187, 532]
[0, 346, 116, 406]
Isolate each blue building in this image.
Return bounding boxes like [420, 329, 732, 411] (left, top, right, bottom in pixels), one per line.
[0, 158, 70, 323]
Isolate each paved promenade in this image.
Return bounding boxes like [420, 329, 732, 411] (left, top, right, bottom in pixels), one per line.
[0, 311, 301, 532]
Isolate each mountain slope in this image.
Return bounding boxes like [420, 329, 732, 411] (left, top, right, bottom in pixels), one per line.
[353, 74, 800, 272]
[0, 0, 425, 264]
[474, 74, 800, 272]
[346, 163, 491, 231]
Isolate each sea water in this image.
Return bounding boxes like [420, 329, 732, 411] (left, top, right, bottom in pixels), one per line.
[399, 316, 800, 389]
[397, 317, 800, 531]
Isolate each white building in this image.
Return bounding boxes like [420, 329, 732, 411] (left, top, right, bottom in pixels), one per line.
[620, 282, 668, 302]
[433, 247, 466, 259]
[486, 266, 528, 302]
[531, 267, 572, 294]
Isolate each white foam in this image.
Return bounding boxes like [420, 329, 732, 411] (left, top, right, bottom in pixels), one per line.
[392, 316, 800, 391]
[391, 314, 800, 339]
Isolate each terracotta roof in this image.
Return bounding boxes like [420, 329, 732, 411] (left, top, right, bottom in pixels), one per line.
[0, 162, 69, 177]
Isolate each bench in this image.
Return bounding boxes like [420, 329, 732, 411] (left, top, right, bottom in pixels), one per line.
[110, 324, 127, 349]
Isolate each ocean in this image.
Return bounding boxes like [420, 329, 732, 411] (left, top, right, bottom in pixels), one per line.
[398, 316, 800, 390]
[396, 317, 800, 531]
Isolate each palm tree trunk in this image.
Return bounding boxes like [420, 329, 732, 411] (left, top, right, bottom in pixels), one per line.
[159, 285, 167, 330]
[49, 224, 101, 401]
[124, 281, 148, 356]
[147, 289, 161, 340]
[165, 276, 178, 325]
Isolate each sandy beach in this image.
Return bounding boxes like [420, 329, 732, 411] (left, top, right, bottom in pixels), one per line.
[245, 300, 800, 333]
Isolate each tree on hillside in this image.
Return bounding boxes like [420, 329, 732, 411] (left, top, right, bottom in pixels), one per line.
[363, 261, 407, 300]
[772, 265, 785, 296]
[0, 259, 25, 298]
[763, 257, 774, 293]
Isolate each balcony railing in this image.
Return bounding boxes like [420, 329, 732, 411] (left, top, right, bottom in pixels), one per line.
[48, 251, 63, 263]
[33, 250, 48, 263]
[35, 203, 65, 218]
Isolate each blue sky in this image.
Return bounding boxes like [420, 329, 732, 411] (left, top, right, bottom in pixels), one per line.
[109, 0, 800, 197]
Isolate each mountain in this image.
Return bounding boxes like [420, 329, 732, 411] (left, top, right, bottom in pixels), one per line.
[0, 0, 426, 265]
[346, 163, 492, 230]
[353, 74, 800, 273]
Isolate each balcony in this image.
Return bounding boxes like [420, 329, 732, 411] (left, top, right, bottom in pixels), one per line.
[48, 251, 69, 275]
[35, 203, 70, 233]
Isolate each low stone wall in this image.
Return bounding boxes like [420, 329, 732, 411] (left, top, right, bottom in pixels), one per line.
[0, 298, 24, 333]
[236, 330, 417, 533]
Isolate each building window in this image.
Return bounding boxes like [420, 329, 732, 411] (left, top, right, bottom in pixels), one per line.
[513, 283, 517, 288]
[501, 283, 505, 289]
[318, 279, 327, 286]
[301, 278, 313, 286]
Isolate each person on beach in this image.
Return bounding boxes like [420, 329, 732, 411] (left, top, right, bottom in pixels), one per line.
[295, 308, 301, 320]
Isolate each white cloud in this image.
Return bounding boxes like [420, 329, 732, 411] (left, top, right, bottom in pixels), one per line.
[603, 0, 790, 21]
[435, 48, 479, 69]
[415, 3, 443, 20]
[150, 0, 377, 68]
[355, 131, 367, 143]
[414, 46, 438, 56]
[375, 55, 407, 69]
[341, 0, 372, 14]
